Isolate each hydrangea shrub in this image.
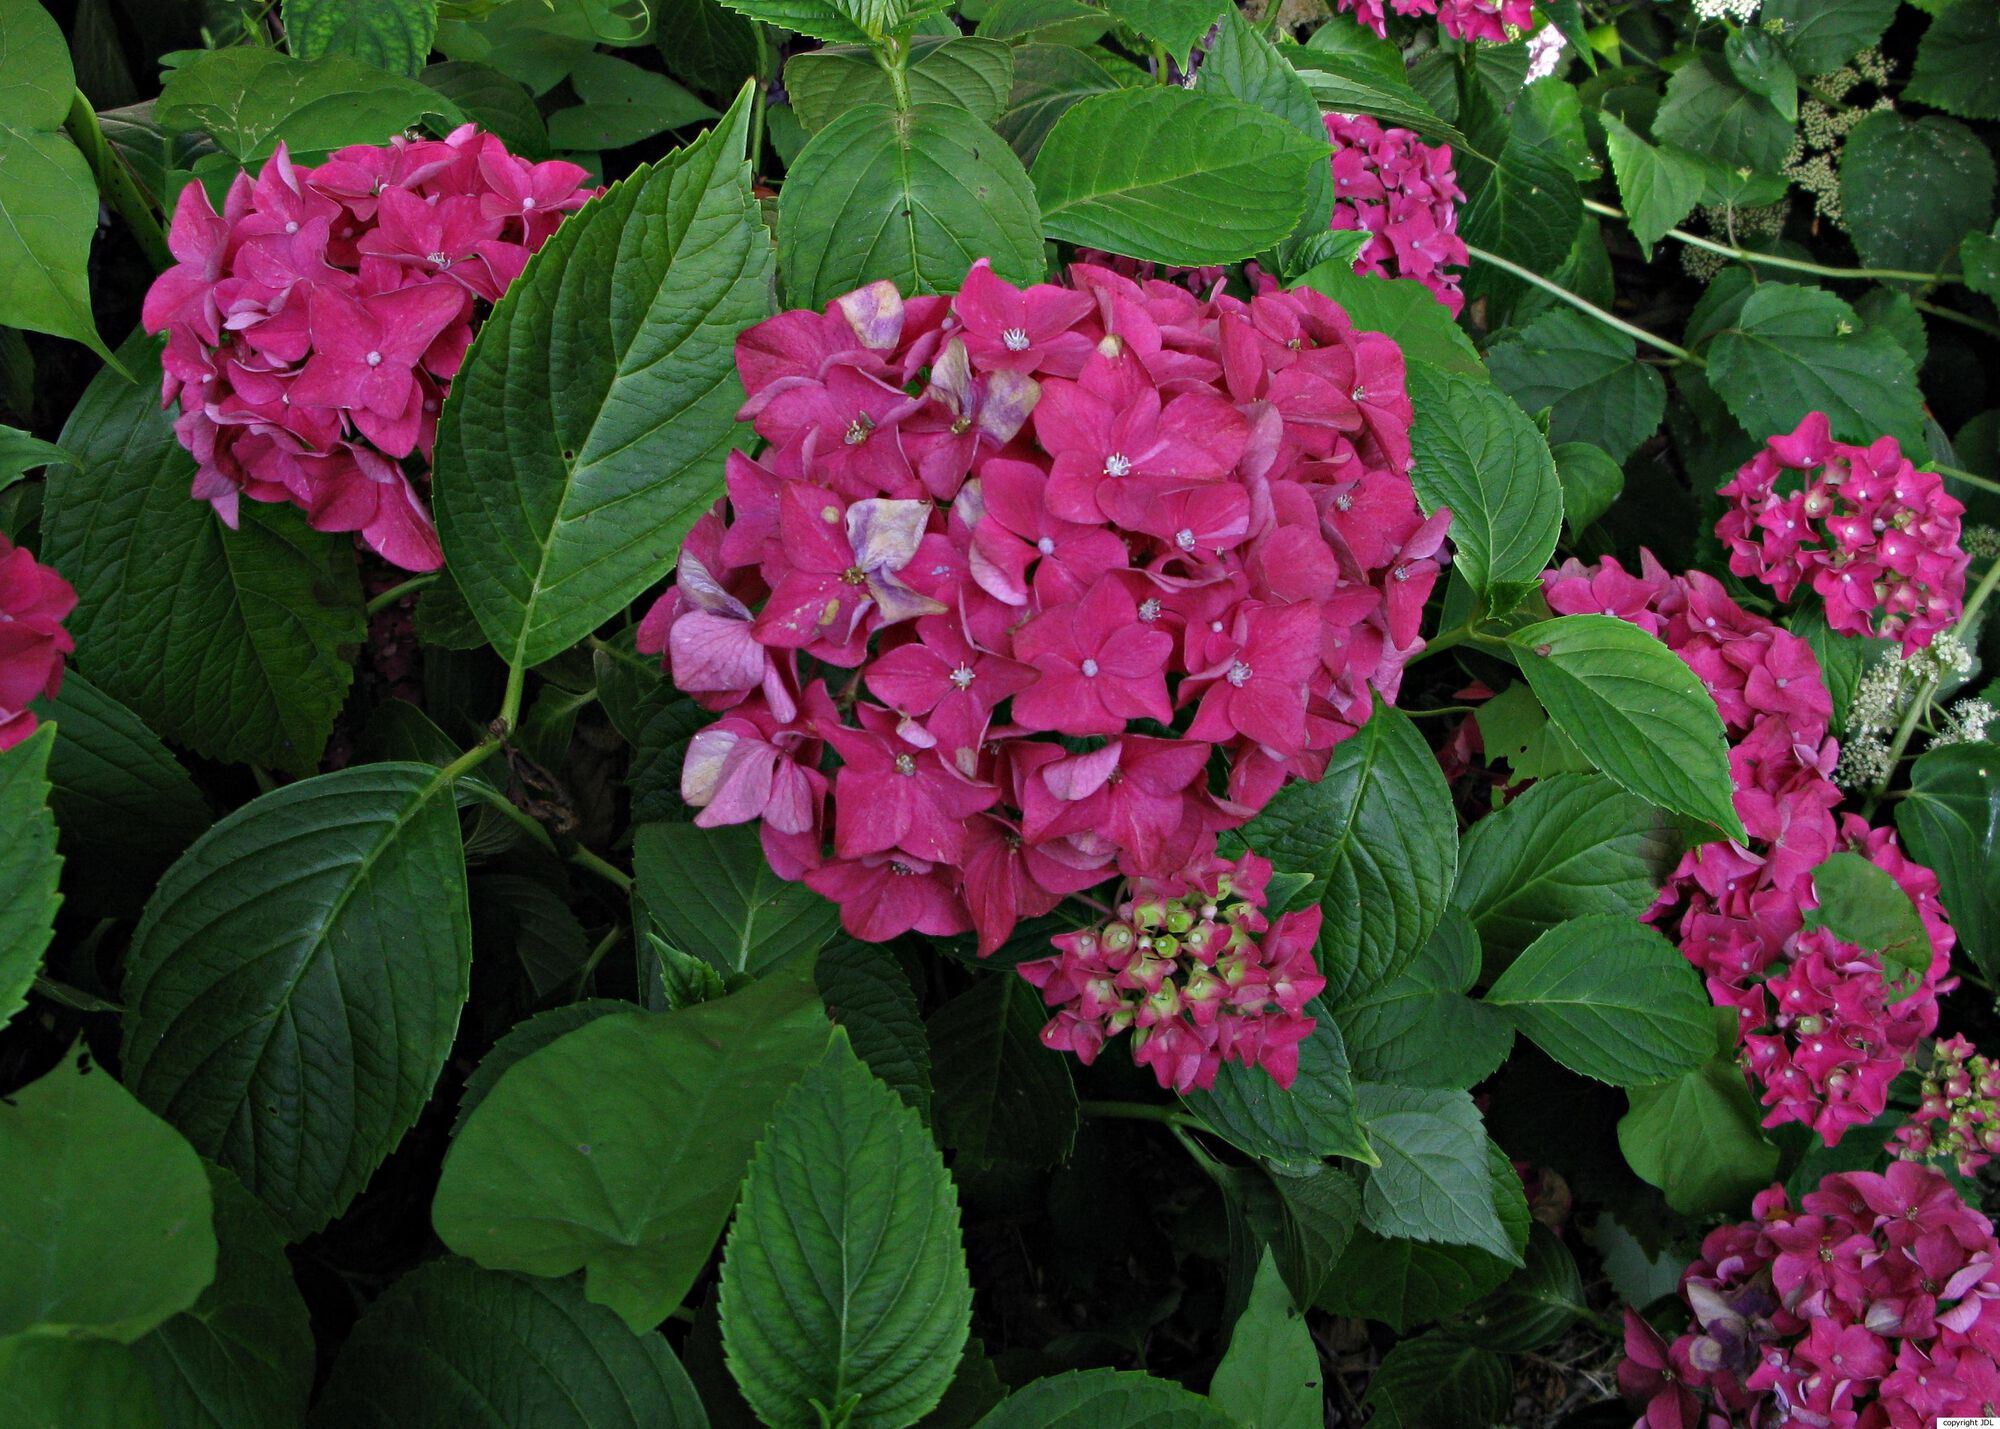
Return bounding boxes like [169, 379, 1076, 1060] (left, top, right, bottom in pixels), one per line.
[4, 0, 2000, 1424]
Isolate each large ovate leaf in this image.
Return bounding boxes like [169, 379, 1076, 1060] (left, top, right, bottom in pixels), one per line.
[1600, 113, 1705, 256]
[422, 60, 549, 153]
[130, 1167, 314, 1429]
[1100, 0, 1225, 61]
[1287, 51, 1462, 147]
[1908, 0, 2000, 120]
[719, 1032, 973, 1429]
[155, 45, 458, 166]
[1200, 9, 1332, 249]
[121, 762, 471, 1239]
[0, 0, 115, 361]
[1840, 111, 1995, 277]
[1485, 308, 1666, 463]
[655, 0, 761, 97]
[1653, 54, 1793, 174]
[32, 672, 211, 919]
[1233, 704, 1456, 1002]
[1552, 440, 1623, 534]
[282, 0, 439, 76]
[1362, 1332, 1511, 1429]
[632, 821, 843, 977]
[39, 339, 366, 777]
[0, 1338, 162, 1429]
[0, 724, 60, 1029]
[1452, 773, 1681, 969]
[433, 87, 772, 668]
[1407, 364, 1562, 598]
[1209, 1249, 1320, 1429]
[310, 1260, 710, 1427]
[713, 0, 869, 43]
[547, 52, 718, 149]
[1704, 282, 1925, 449]
[1898, 742, 2000, 983]
[1451, 1222, 1587, 1353]
[928, 972, 1078, 1168]
[778, 101, 1043, 309]
[994, 43, 1125, 166]
[817, 939, 932, 1118]
[1335, 912, 1514, 1092]
[0, 1052, 216, 1342]
[1507, 615, 1744, 840]
[1182, 1008, 1372, 1166]
[1031, 87, 1328, 266]
[433, 962, 831, 1332]
[971, 1370, 1233, 1428]
[1620, 1054, 1777, 1216]
[786, 36, 1015, 133]
[1356, 1085, 1518, 1263]
[1803, 851, 1933, 992]
[1484, 915, 1712, 1086]
[1763, 0, 1898, 76]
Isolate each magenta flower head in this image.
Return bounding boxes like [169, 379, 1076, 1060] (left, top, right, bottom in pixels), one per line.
[631, 260, 1437, 1085]
[141, 127, 597, 571]
[1331, 0, 1534, 43]
[0, 532, 77, 752]
[1319, 113, 1469, 316]
[1718, 412, 1970, 654]
[1621, 1163, 2000, 1426]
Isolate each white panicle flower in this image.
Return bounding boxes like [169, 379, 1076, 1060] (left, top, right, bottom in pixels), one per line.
[1524, 24, 1567, 82]
[1935, 699, 1998, 749]
[1693, 0, 1760, 21]
[1836, 731, 1895, 791]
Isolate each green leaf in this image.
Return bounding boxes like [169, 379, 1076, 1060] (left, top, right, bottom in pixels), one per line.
[1485, 309, 1665, 463]
[1209, 1249, 1320, 1429]
[434, 91, 769, 667]
[1484, 915, 1711, 1086]
[1725, 27, 1798, 123]
[655, 0, 760, 97]
[1908, 0, 2000, 120]
[817, 938, 933, 1118]
[1357, 1085, 1518, 1262]
[1452, 1223, 1586, 1353]
[1267, 1164, 1360, 1309]
[720, 1032, 973, 1429]
[1183, 1008, 1372, 1166]
[421, 60, 548, 154]
[121, 763, 471, 1239]
[0, 1338, 162, 1429]
[432, 963, 831, 1332]
[632, 821, 842, 976]
[1336, 911, 1515, 1092]
[928, 972, 1078, 1169]
[1458, 137, 1582, 309]
[1507, 614, 1745, 839]
[0, 1052, 216, 1341]
[1100, 0, 1225, 61]
[1452, 773, 1680, 969]
[1551, 440, 1623, 534]
[1619, 1047, 1777, 1216]
[1898, 741, 2000, 983]
[0, 424, 67, 489]
[547, 51, 718, 148]
[712, 0, 870, 43]
[1320, 1140, 1528, 1331]
[970, 1370, 1232, 1428]
[451, 1000, 629, 1134]
[787, 37, 1016, 133]
[994, 43, 1124, 166]
[0, 725, 60, 1030]
[1802, 850, 1933, 992]
[778, 101, 1044, 308]
[1361, 1332, 1511, 1429]
[1653, 54, 1793, 175]
[1840, 112, 1995, 277]
[283, 0, 439, 76]
[1406, 364, 1562, 596]
[977, 0, 1113, 47]
[1233, 703, 1457, 1002]
[1472, 681, 1590, 780]
[39, 339, 365, 776]
[155, 46, 458, 166]
[310, 1260, 710, 1427]
[1031, 87, 1327, 266]
[1287, 263, 1484, 380]
[1600, 113, 1706, 256]
[32, 672, 211, 919]
[1763, 0, 1898, 77]
[0, 0, 115, 362]
[1201, 9, 1332, 248]
[1287, 51, 1463, 147]
[1706, 282, 1925, 448]
[129, 1166, 314, 1429]
[474, 872, 591, 998]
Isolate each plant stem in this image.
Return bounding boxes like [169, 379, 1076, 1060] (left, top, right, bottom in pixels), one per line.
[64, 89, 171, 272]
[573, 925, 624, 997]
[1401, 704, 1480, 718]
[438, 739, 502, 785]
[364, 572, 440, 616]
[749, 28, 771, 179]
[1931, 464, 2000, 499]
[499, 659, 526, 736]
[1079, 1099, 1199, 1128]
[1407, 616, 1477, 667]
[1582, 199, 1944, 285]
[571, 844, 634, 894]
[1915, 301, 2000, 340]
[877, 34, 912, 110]
[1464, 243, 1699, 362]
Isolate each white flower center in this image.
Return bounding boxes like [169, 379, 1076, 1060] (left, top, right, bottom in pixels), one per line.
[1175, 528, 1196, 551]
[845, 415, 873, 446]
[1080, 658, 1100, 677]
[427, 250, 452, 268]
[365, 350, 383, 367]
[894, 753, 917, 775]
[1227, 661, 1253, 687]
[522, 196, 538, 210]
[1138, 598, 1162, 622]
[1002, 327, 1031, 351]
[950, 664, 976, 690]
[284, 220, 300, 234]
[1037, 536, 1056, 555]
[1103, 452, 1133, 477]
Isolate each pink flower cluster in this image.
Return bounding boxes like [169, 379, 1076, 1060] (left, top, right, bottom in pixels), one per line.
[1620, 1163, 2000, 1428]
[1017, 847, 1325, 1092]
[1321, 113, 1469, 317]
[1333, 0, 1534, 45]
[142, 129, 594, 571]
[1893, 1035, 2000, 1178]
[0, 533, 76, 752]
[644, 258, 1443, 966]
[1718, 413, 1969, 654]
[1545, 553, 1954, 1144]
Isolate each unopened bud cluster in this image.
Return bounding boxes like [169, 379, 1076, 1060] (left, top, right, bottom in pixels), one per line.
[1893, 1034, 2000, 1177]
